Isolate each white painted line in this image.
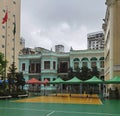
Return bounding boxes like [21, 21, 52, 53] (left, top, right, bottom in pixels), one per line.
[0, 107, 119, 116]
[47, 111, 55, 116]
[57, 110, 120, 116]
[0, 107, 50, 112]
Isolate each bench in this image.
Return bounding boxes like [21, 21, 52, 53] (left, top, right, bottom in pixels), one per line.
[0, 96, 12, 99]
[18, 94, 28, 98]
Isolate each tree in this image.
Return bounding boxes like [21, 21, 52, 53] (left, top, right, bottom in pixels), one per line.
[81, 66, 91, 81]
[8, 62, 17, 93]
[8, 63, 26, 97]
[0, 53, 7, 78]
[74, 66, 81, 79]
[16, 72, 25, 90]
[8, 62, 17, 78]
[68, 67, 74, 80]
[80, 66, 92, 94]
[91, 66, 99, 77]
[0, 53, 8, 96]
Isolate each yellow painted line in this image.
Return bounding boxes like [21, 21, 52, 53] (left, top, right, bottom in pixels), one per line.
[14, 94, 102, 105]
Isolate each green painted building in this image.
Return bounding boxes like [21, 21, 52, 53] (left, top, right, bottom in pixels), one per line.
[18, 45, 104, 90]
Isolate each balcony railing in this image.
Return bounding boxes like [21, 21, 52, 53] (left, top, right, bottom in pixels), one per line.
[29, 70, 41, 73]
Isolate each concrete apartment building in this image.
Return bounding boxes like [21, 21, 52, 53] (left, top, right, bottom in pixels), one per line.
[0, 0, 24, 72]
[103, 0, 120, 89]
[87, 31, 104, 50]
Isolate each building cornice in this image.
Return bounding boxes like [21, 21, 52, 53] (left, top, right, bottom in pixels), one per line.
[105, 0, 116, 6]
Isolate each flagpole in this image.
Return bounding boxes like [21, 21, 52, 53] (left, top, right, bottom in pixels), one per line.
[4, 13, 8, 78]
[12, 14, 16, 80]
[13, 15, 16, 64]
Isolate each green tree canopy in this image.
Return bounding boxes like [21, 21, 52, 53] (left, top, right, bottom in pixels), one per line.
[0, 53, 7, 78]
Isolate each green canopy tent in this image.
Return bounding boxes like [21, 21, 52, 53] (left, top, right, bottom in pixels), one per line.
[84, 76, 103, 84]
[64, 76, 83, 84]
[105, 76, 120, 84]
[64, 76, 83, 96]
[50, 77, 65, 96]
[50, 77, 65, 84]
[84, 76, 103, 95]
[105, 76, 120, 99]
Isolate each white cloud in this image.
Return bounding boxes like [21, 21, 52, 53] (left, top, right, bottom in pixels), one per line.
[21, 0, 106, 51]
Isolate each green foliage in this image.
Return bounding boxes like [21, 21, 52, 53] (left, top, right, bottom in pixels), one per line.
[8, 63, 26, 97]
[0, 53, 26, 98]
[16, 72, 25, 90]
[81, 66, 91, 80]
[8, 62, 17, 77]
[91, 66, 99, 77]
[0, 52, 7, 77]
[68, 67, 74, 79]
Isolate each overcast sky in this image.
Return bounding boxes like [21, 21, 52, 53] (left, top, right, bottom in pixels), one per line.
[21, 0, 106, 52]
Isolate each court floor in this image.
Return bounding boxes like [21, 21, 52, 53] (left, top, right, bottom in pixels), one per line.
[0, 94, 120, 116]
[14, 94, 102, 105]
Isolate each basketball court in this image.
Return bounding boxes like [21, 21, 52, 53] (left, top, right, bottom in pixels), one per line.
[0, 94, 120, 116]
[14, 94, 102, 105]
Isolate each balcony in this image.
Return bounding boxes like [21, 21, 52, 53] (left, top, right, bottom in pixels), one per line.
[58, 68, 68, 73]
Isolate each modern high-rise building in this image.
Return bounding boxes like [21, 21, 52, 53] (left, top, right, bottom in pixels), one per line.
[0, 0, 24, 72]
[103, 0, 120, 88]
[87, 31, 104, 50]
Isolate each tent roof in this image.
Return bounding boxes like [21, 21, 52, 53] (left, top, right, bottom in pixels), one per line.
[65, 76, 83, 84]
[26, 78, 43, 84]
[105, 76, 120, 84]
[84, 76, 103, 84]
[43, 79, 49, 84]
[50, 77, 65, 84]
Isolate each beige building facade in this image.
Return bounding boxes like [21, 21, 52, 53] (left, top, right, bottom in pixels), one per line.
[0, 0, 24, 72]
[103, 0, 120, 88]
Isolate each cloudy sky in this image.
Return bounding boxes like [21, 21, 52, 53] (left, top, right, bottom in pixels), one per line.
[21, 0, 106, 52]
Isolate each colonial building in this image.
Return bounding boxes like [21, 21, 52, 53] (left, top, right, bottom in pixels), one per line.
[103, 0, 120, 86]
[19, 45, 104, 90]
[0, 0, 24, 72]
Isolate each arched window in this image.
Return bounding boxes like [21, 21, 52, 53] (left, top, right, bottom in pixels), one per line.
[73, 58, 80, 70]
[99, 57, 104, 60]
[90, 57, 97, 67]
[81, 57, 89, 61]
[73, 58, 80, 61]
[81, 57, 89, 67]
[90, 57, 97, 61]
[99, 57, 104, 68]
